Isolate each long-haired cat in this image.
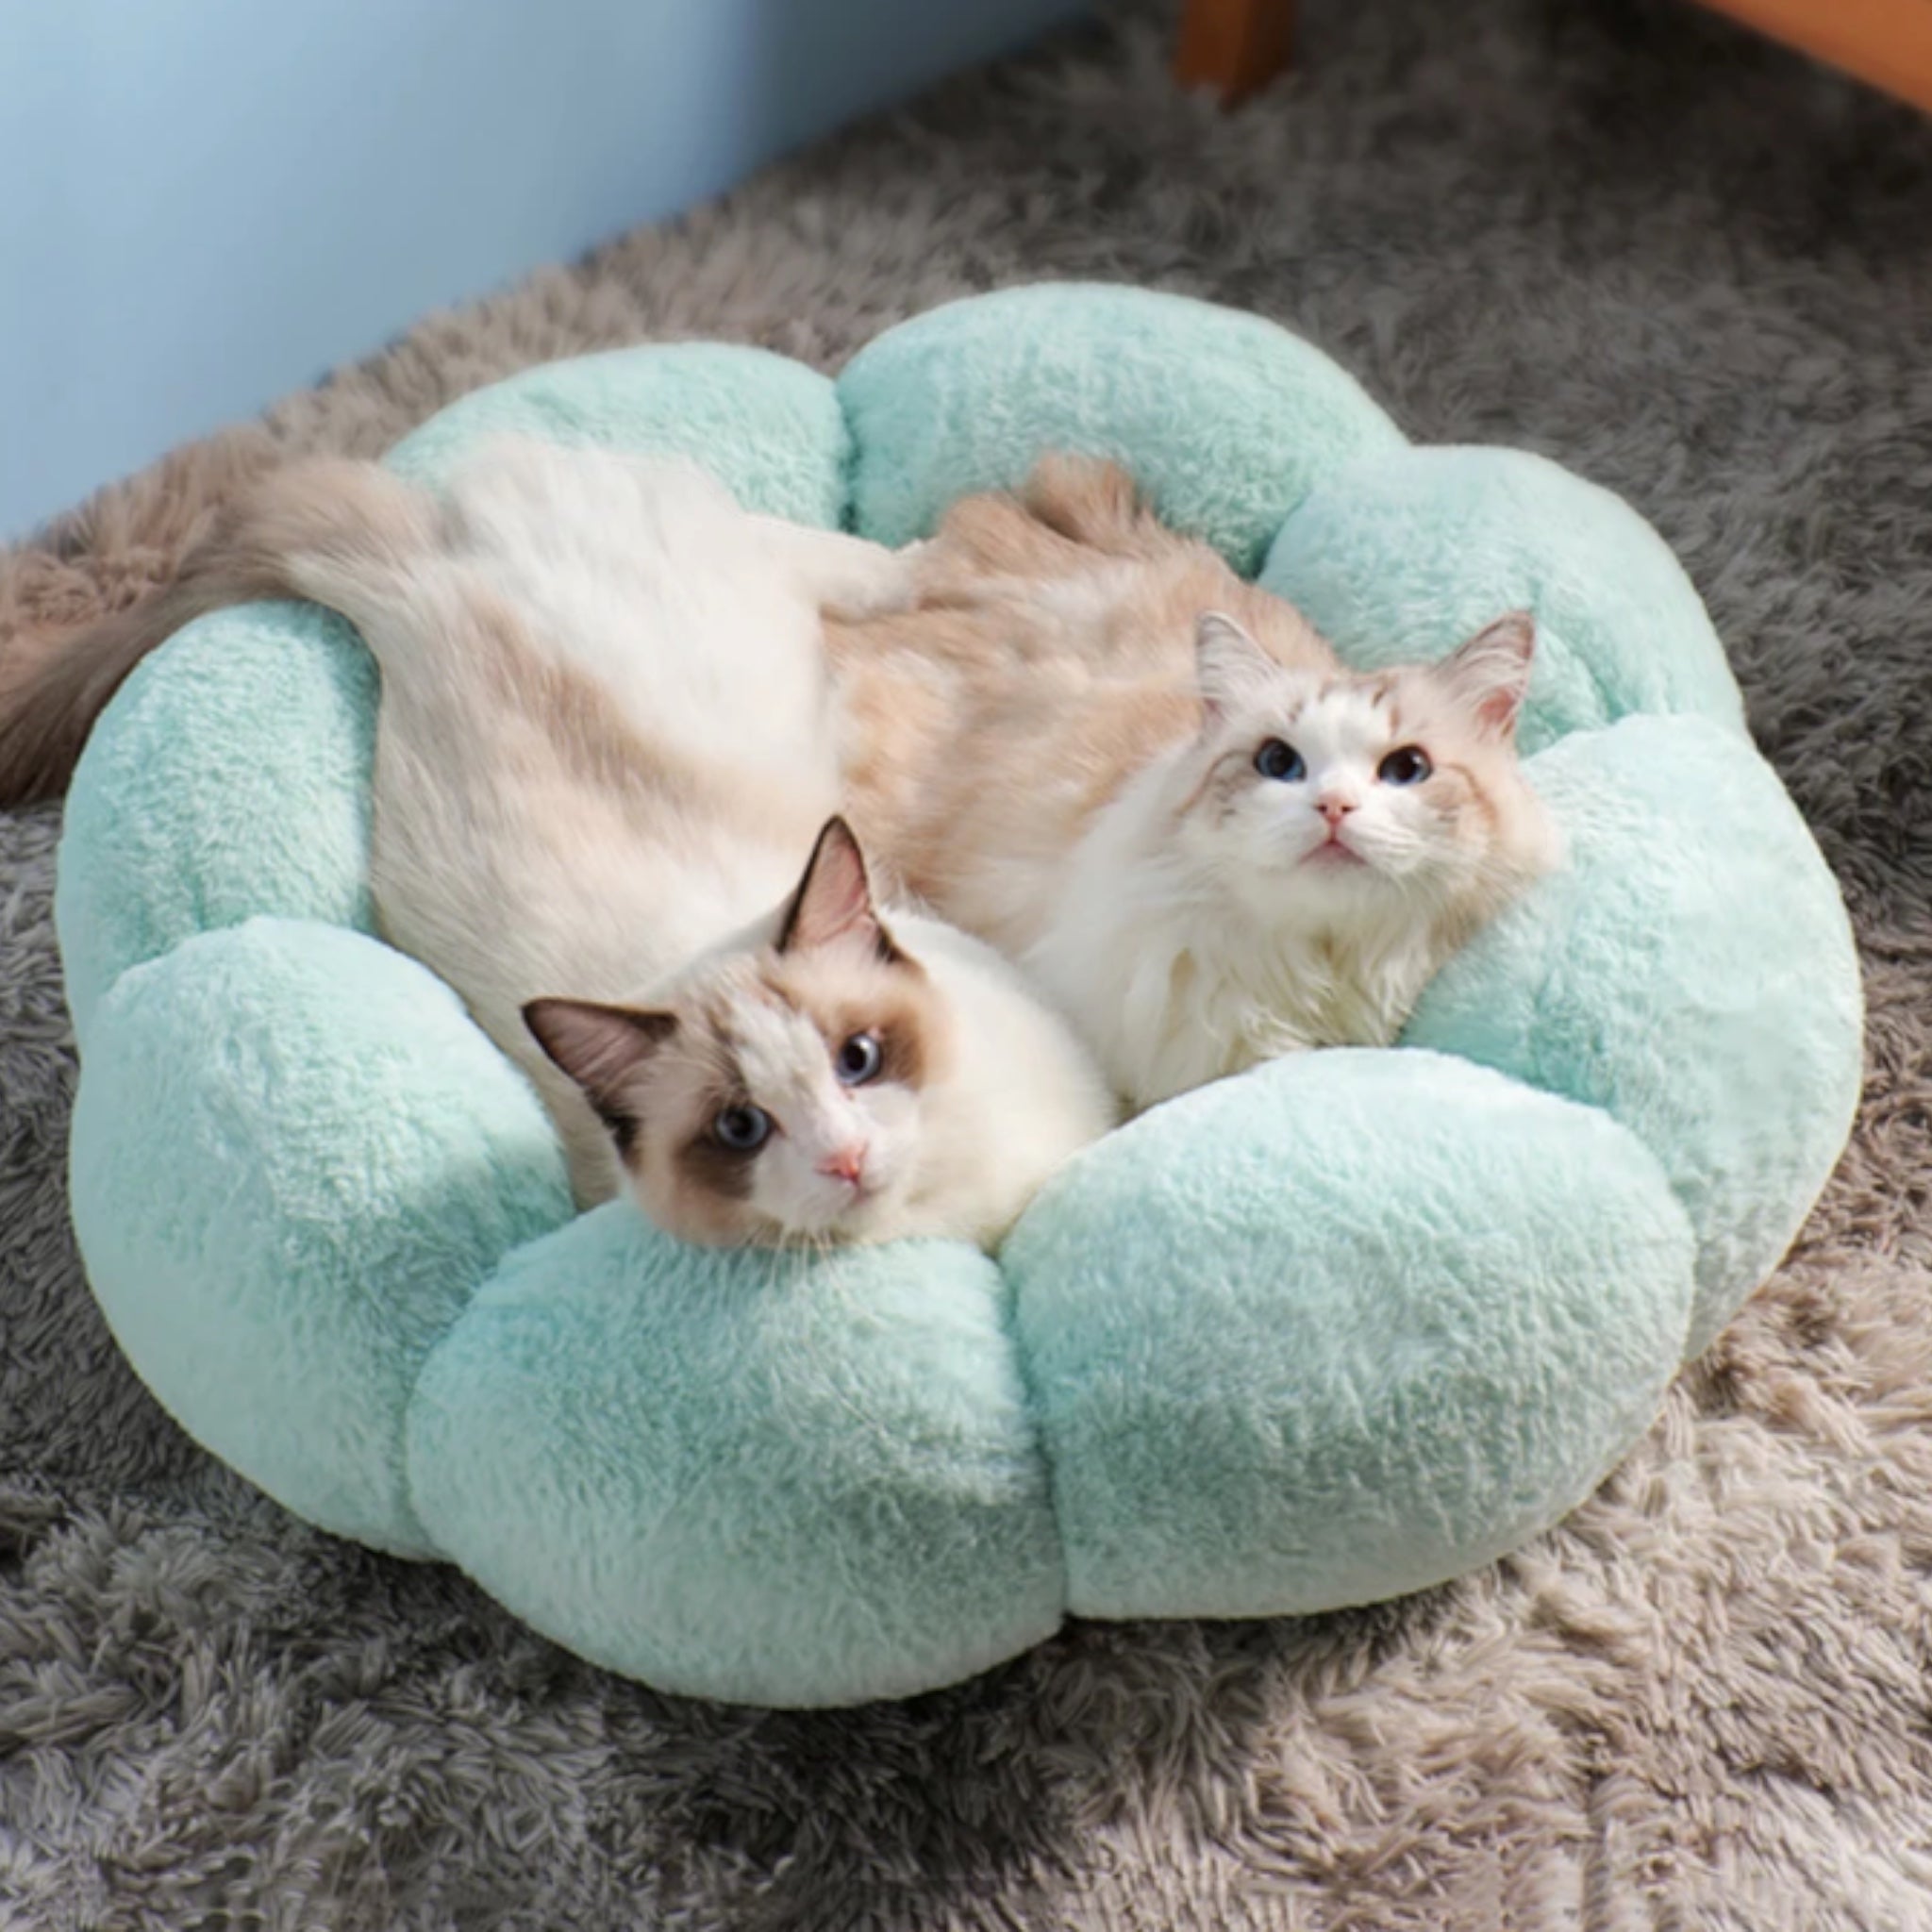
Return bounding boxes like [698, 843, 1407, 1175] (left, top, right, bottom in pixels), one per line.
[8, 441, 1116, 1248]
[830, 457, 1560, 1110]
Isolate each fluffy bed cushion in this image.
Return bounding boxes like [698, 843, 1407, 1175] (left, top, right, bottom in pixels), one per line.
[57, 285, 1861, 1707]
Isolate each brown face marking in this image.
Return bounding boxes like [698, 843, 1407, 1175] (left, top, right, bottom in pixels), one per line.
[1418, 758, 1493, 831]
[1174, 738, 1270, 823]
[602, 1108, 641, 1161]
[677, 1132, 760, 1201]
[873, 1020, 926, 1089]
[817, 1004, 930, 1091]
[769, 948, 952, 1096]
[673, 1057, 762, 1203]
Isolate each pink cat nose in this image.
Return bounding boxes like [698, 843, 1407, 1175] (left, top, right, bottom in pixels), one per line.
[817, 1146, 868, 1188]
[1319, 795, 1357, 825]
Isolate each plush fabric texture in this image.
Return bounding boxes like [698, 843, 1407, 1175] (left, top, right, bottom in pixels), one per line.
[1407, 716, 1862, 1350]
[6, 0, 1930, 1918]
[69, 918, 574, 1557]
[54, 604, 376, 1041]
[51, 281, 1859, 1707]
[408, 1211, 1063, 1707]
[385, 340, 854, 528]
[1260, 445, 1748, 754]
[839, 282, 1406, 568]
[1006, 1050, 1694, 1618]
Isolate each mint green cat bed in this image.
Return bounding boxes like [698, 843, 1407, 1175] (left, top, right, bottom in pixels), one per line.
[57, 285, 1861, 1707]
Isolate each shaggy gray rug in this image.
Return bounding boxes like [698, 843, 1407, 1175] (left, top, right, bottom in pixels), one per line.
[4, 0, 1930, 1924]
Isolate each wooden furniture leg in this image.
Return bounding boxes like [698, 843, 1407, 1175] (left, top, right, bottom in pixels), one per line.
[1691, 0, 1932, 117]
[1174, 0, 1296, 103]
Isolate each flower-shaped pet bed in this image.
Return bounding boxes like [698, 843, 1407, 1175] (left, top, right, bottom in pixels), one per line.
[57, 286, 1861, 1707]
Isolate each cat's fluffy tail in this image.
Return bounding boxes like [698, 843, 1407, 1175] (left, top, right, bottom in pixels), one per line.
[1017, 454, 1154, 549]
[0, 459, 433, 805]
[911, 453, 1169, 602]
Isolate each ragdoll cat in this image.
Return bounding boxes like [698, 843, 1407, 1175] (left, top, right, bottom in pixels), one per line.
[829, 456, 1560, 1111]
[4, 440, 1115, 1248]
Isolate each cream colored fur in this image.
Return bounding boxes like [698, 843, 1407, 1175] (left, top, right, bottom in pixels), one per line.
[102, 440, 1116, 1248]
[832, 458, 1560, 1110]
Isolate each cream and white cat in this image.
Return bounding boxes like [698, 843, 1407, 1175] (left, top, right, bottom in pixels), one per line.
[832, 458, 1561, 1110]
[9, 441, 1116, 1249]
[0, 442, 1554, 1134]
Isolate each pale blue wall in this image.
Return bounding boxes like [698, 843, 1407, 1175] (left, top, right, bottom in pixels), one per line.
[0, 0, 1085, 537]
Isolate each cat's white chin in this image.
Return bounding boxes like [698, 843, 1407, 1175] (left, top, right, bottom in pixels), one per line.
[1298, 838, 1370, 872]
[770, 1182, 907, 1248]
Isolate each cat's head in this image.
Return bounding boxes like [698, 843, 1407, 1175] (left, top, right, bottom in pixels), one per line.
[1173, 609, 1558, 924]
[525, 819, 952, 1248]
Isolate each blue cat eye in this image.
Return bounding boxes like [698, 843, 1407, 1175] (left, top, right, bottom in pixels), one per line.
[1254, 739, 1305, 782]
[836, 1032, 884, 1086]
[712, 1104, 773, 1153]
[1377, 745, 1432, 786]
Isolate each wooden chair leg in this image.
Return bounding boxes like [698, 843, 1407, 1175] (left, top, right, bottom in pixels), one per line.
[1174, 0, 1296, 104]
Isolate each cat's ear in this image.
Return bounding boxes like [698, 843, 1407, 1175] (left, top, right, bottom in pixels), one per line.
[1193, 612, 1279, 724]
[778, 817, 901, 962]
[1435, 611, 1536, 740]
[524, 999, 677, 1140]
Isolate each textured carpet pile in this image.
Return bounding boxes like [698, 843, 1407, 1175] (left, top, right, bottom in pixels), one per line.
[3, 1, 1930, 1924]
